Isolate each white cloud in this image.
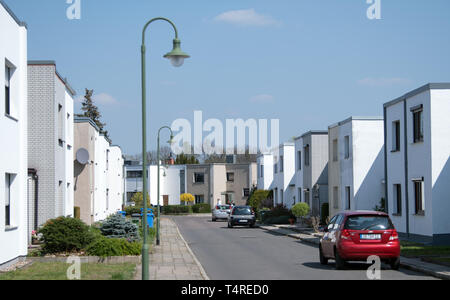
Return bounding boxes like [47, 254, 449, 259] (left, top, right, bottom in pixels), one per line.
[357, 77, 412, 87]
[214, 9, 279, 27]
[249, 94, 275, 103]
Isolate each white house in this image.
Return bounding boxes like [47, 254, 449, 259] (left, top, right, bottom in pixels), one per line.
[384, 83, 450, 245]
[0, 0, 28, 270]
[27, 61, 75, 237]
[108, 145, 125, 212]
[294, 131, 329, 217]
[328, 117, 385, 218]
[256, 153, 274, 190]
[271, 143, 296, 208]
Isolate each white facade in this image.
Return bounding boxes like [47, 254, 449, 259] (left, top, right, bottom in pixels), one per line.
[64, 90, 74, 217]
[256, 154, 274, 190]
[385, 84, 450, 245]
[108, 146, 124, 213]
[0, 1, 28, 269]
[272, 143, 296, 208]
[328, 117, 385, 218]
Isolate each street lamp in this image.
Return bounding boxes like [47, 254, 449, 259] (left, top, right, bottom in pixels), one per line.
[140, 17, 189, 281]
[156, 126, 174, 246]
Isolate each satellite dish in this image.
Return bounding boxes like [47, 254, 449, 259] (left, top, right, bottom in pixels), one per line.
[76, 148, 90, 165]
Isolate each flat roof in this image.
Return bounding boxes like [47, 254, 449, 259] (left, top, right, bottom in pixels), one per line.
[294, 130, 328, 140]
[0, 0, 27, 28]
[383, 83, 450, 108]
[328, 116, 383, 129]
[28, 61, 76, 96]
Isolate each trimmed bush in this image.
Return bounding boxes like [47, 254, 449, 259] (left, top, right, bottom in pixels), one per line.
[292, 202, 310, 218]
[86, 236, 141, 257]
[264, 215, 291, 225]
[192, 203, 211, 213]
[162, 205, 192, 215]
[100, 214, 140, 242]
[38, 217, 96, 254]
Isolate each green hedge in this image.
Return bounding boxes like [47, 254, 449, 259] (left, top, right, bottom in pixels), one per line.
[192, 203, 211, 213]
[264, 215, 291, 225]
[86, 236, 141, 257]
[162, 205, 192, 215]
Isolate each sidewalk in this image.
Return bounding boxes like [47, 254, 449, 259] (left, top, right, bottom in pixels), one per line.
[258, 224, 450, 280]
[134, 217, 209, 280]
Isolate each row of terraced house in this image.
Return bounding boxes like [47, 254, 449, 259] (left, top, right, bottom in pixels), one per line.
[257, 84, 450, 246]
[0, 1, 125, 270]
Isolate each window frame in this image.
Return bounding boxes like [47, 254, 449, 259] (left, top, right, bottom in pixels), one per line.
[5, 173, 11, 227]
[412, 106, 424, 144]
[193, 172, 205, 184]
[392, 121, 401, 152]
[413, 179, 425, 215]
[304, 145, 310, 167]
[393, 184, 402, 215]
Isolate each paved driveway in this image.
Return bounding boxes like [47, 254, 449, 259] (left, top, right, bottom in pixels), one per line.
[170, 215, 437, 280]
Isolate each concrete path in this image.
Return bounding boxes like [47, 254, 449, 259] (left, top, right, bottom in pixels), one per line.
[134, 217, 209, 280]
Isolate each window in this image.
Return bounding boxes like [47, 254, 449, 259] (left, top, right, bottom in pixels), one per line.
[392, 121, 401, 151]
[304, 145, 310, 167]
[5, 65, 11, 115]
[106, 149, 110, 171]
[298, 188, 302, 203]
[412, 106, 424, 143]
[414, 179, 425, 215]
[106, 189, 109, 210]
[194, 173, 205, 183]
[333, 187, 339, 209]
[344, 136, 350, 159]
[297, 151, 302, 170]
[180, 170, 185, 194]
[304, 189, 310, 206]
[127, 170, 143, 178]
[393, 184, 402, 215]
[279, 156, 284, 172]
[332, 139, 338, 162]
[243, 188, 250, 197]
[195, 195, 205, 204]
[345, 186, 351, 210]
[274, 188, 278, 204]
[274, 157, 278, 174]
[58, 104, 63, 144]
[260, 165, 264, 178]
[5, 174, 12, 227]
[227, 172, 235, 182]
[280, 189, 284, 204]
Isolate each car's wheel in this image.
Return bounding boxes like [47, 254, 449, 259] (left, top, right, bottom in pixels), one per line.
[390, 257, 400, 270]
[212, 218, 216, 222]
[334, 248, 346, 270]
[249, 224, 255, 228]
[319, 246, 328, 265]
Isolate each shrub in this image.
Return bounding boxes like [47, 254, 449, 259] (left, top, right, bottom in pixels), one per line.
[86, 237, 141, 257]
[261, 205, 292, 223]
[292, 202, 310, 218]
[124, 206, 141, 216]
[100, 214, 140, 242]
[264, 215, 291, 225]
[180, 193, 195, 204]
[249, 190, 271, 215]
[192, 203, 211, 213]
[321, 203, 329, 225]
[38, 217, 95, 254]
[131, 192, 150, 208]
[162, 205, 192, 215]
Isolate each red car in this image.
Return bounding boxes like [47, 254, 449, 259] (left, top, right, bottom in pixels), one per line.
[319, 211, 401, 270]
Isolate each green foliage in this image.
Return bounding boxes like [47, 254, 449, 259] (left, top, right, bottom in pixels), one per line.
[86, 237, 141, 257]
[321, 203, 329, 224]
[131, 192, 150, 208]
[162, 205, 192, 215]
[38, 217, 96, 254]
[374, 198, 386, 212]
[100, 214, 140, 242]
[249, 190, 271, 214]
[264, 215, 291, 225]
[124, 206, 141, 216]
[192, 203, 211, 213]
[261, 204, 293, 223]
[79, 89, 109, 139]
[175, 153, 199, 165]
[292, 202, 310, 218]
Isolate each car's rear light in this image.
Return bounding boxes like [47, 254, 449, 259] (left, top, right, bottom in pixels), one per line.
[340, 229, 352, 240]
[389, 230, 399, 241]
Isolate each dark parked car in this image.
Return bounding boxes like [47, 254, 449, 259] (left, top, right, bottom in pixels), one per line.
[228, 206, 256, 228]
[319, 211, 401, 270]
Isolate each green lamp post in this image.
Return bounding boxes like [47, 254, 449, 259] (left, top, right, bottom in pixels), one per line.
[156, 126, 174, 246]
[140, 18, 189, 281]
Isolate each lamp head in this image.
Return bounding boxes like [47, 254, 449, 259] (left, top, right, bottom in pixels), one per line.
[164, 38, 190, 67]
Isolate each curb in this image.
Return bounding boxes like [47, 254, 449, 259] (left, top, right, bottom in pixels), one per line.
[171, 218, 210, 280]
[258, 225, 448, 280]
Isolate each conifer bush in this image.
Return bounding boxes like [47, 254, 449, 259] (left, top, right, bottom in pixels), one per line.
[100, 214, 140, 242]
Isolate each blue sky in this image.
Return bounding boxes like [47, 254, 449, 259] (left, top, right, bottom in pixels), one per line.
[5, 0, 450, 155]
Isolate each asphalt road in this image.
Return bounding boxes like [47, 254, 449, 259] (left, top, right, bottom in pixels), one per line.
[170, 215, 437, 280]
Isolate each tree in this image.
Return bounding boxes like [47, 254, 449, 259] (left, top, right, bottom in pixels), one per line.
[131, 192, 150, 208]
[248, 190, 271, 212]
[78, 89, 109, 139]
[180, 193, 195, 205]
[292, 203, 310, 219]
[175, 153, 199, 165]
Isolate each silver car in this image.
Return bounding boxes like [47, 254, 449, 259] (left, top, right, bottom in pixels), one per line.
[212, 204, 232, 221]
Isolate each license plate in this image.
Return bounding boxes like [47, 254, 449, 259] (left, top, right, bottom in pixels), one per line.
[360, 234, 381, 240]
[239, 220, 248, 223]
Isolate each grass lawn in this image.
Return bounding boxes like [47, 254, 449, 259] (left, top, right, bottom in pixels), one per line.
[0, 262, 136, 280]
[401, 241, 450, 257]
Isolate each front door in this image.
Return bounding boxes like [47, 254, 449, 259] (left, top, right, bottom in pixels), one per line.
[163, 195, 169, 206]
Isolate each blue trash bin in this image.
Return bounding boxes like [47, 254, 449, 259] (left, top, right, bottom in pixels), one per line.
[118, 211, 126, 218]
[140, 210, 154, 228]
